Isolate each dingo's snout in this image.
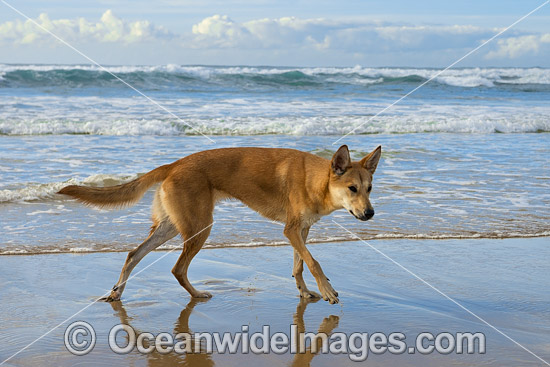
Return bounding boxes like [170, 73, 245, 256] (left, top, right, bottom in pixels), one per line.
[350, 208, 375, 221]
[361, 208, 375, 221]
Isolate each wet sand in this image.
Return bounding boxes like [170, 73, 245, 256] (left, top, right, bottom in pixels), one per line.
[1, 238, 549, 366]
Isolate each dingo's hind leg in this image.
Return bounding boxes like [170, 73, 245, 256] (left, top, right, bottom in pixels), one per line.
[102, 219, 178, 302]
[172, 225, 212, 298]
[161, 176, 215, 298]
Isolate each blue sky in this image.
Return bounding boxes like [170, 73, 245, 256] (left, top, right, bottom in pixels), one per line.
[0, 0, 549, 66]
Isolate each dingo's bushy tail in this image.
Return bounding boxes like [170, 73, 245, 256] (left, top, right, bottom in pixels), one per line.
[58, 164, 172, 208]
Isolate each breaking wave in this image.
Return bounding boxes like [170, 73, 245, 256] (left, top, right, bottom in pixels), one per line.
[1, 114, 549, 136]
[1, 64, 550, 89]
[0, 173, 139, 203]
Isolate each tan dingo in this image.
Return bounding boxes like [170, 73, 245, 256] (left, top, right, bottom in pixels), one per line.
[58, 144, 381, 304]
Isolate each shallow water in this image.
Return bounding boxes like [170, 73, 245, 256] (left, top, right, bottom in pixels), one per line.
[1, 134, 549, 255]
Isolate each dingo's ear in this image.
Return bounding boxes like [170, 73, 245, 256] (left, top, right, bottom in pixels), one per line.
[331, 145, 351, 175]
[360, 145, 382, 174]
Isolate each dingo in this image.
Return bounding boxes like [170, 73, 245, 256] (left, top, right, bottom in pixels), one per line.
[58, 144, 381, 304]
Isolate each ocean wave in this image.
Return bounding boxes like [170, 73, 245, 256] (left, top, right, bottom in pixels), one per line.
[1, 64, 549, 89]
[1, 114, 549, 136]
[0, 173, 139, 203]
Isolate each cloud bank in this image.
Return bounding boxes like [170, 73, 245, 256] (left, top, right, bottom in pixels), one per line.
[1, 10, 549, 65]
[190, 15, 496, 52]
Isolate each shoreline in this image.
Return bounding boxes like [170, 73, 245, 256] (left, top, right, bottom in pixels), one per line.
[2, 233, 549, 256]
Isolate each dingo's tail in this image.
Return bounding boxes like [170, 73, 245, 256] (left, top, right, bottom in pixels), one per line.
[58, 164, 172, 208]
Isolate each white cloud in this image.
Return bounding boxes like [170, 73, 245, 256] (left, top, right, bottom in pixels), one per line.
[486, 34, 550, 59]
[191, 15, 253, 47]
[189, 16, 371, 49]
[0, 10, 174, 45]
[187, 16, 550, 62]
[1, 11, 548, 65]
[186, 15, 500, 53]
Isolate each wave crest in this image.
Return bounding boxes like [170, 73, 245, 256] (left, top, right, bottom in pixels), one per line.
[1, 64, 549, 88]
[1, 114, 549, 136]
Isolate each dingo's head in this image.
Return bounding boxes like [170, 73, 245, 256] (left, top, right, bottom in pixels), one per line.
[329, 145, 381, 221]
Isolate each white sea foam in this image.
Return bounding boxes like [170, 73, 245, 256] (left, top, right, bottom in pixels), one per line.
[1, 112, 549, 136]
[0, 180, 76, 203]
[0, 174, 139, 203]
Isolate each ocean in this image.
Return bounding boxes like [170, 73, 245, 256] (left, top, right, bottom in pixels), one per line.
[1, 64, 549, 255]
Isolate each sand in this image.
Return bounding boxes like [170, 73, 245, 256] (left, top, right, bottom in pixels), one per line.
[1, 237, 549, 366]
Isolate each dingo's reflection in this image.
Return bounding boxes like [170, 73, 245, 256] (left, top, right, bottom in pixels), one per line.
[109, 297, 339, 367]
[291, 298, 340, 367]
[110, 299, 213, 367]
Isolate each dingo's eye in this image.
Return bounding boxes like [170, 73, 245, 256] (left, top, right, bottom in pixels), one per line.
[367, 185, 372, 192]
[348, 186, 357, 193]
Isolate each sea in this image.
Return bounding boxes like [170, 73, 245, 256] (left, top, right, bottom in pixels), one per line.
[1, 64, 549, 255]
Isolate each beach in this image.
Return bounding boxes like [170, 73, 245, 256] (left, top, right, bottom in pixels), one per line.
[1, 238, 549, 366]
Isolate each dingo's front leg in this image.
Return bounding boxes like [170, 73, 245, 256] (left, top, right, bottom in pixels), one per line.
[293, 249, 321, 299]
[284, 223, 339, 304]
[292, 227, 320, 299]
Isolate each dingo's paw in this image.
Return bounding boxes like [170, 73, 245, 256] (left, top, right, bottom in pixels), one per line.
[192, 291, 213, 299]
[319, 315, 340, 332]
[319, 282, 339, 304]
[300, 289, 321, 299]
[100, 291, 121, 302]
